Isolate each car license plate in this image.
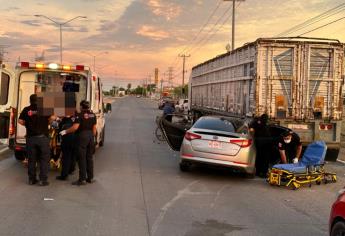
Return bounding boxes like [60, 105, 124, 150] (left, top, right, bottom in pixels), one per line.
[208, 141, 222, 149]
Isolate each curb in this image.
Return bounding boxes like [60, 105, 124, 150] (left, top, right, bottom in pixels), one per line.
[337, 159, 345, 165]
[0, 147, 9, 155]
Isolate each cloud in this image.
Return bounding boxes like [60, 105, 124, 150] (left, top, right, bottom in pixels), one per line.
[4, 7, 20, 11]
[20, 20, 41, 27]
[147, 0, 182, 21]
[136, 25, 169, 40]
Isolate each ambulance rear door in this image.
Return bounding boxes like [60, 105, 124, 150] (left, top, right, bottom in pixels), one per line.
[0, 64, 15, 145]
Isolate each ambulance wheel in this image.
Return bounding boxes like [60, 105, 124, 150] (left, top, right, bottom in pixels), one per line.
[179, 161, 191, 172]
[14, 150, 26, 161]
[331, 221, 345, 236]
[99, 128, 105, 147]
[246, 172, 256, 179]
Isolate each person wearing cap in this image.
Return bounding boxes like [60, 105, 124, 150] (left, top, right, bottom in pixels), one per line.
[18, 94, 55, 186]
[249, 114, 271, 177]
[59, 100, 96, 186]
[278, 131, 302, 164]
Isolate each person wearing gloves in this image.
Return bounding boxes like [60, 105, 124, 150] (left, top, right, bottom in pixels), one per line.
[56, 112, 77, 181]
[278, 131, 302, 164]
[59, 100, 97, 186]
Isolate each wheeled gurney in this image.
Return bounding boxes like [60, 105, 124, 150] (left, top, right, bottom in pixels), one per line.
[267, 141, 336, 190]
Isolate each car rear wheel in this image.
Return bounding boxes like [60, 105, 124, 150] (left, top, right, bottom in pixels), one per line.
[179, 161, 191, 172]
[331, 220, 345, 236]
[14, 150, 26, 161]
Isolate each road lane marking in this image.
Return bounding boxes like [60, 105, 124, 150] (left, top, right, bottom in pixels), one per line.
[151, 180, 200, 235]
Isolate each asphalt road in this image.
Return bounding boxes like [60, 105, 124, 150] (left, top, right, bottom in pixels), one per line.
[0, 96, 344, 236]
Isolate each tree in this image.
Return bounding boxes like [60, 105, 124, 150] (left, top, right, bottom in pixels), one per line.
[173, 84, 188, 98]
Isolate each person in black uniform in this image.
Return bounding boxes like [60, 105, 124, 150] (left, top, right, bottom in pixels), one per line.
[249, 114, 271, 177]
[18, 94, 54, 186]
[60, 100, 96, 186]
[278, 131, 302, 164]
[56, 112, 77, 181]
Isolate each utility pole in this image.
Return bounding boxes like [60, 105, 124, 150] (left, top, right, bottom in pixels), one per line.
[223, 0, 245, 51]
[178, 54, 190, 97]
[148, 74, 152, 96]
[160, 72, 165, 98]
[168, 67, 174, 92]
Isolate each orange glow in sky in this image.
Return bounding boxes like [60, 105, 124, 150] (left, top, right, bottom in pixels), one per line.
[1, 0, 345, 89]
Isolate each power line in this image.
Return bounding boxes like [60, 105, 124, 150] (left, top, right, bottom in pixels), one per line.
[167, 1, 222, 68]
[298, 15, 345, 36]
[277, 3, 345, 36]
[186, 4, 233, 54]
[189, 2, 241, 56]
[179, 0, 222, 54]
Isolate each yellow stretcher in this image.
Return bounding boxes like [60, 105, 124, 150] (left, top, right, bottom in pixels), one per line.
[267, 141, 336, 190]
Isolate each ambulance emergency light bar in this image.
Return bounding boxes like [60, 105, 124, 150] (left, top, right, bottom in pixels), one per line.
[16, 62, 90, 71]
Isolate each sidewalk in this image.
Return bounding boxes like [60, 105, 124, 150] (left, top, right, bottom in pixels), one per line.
[338, 147, 345, 163]
[0, 144, 8, 153]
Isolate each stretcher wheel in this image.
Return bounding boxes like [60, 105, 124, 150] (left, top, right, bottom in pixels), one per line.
[291, 182, 300, 190]
[332, 175, 337, 183]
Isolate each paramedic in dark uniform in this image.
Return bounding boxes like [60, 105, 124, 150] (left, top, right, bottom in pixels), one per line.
[18, 94, 53, 186]
[278, 131, 302, 164]
[60, 100, 96, 185]
[56, 113, 76, 180]
[249, 114, 271, 177]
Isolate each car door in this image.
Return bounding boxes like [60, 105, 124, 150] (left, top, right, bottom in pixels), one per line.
[0, 66, 14, 144]
[160, 114, 193, 151]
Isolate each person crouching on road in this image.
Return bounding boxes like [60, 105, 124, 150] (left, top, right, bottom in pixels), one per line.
[18, 94, 55, 186]
[59, 100, 97, 186]
[278, 131, 302, 164]
[56, 111, 77, 181]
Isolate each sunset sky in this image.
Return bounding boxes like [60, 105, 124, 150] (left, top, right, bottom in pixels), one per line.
[1, 0, 345, 89]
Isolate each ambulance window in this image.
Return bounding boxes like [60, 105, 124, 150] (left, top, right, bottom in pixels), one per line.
[0, 72, 10, 105]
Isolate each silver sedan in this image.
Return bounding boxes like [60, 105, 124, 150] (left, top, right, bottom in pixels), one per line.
[161, 116, 257, 176]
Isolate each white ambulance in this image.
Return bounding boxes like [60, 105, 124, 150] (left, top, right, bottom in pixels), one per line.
[0, 62, 111, 160]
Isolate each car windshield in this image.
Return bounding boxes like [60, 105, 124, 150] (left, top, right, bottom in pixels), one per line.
[193, 117, 235, 132]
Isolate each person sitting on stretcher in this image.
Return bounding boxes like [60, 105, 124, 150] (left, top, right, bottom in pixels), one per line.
[278, 131, 302, 164]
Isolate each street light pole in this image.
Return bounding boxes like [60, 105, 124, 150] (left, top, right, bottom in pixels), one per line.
[34, 15, 87, 63]
[82, 51, 108, 71]
[59, 24, 62, 63]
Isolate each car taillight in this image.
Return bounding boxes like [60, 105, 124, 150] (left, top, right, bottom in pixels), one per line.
[9, 107, 16, 136]
[319, 123, 333, 130]
[184, 132, 201, 141]
[230, 139, 252, 148]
